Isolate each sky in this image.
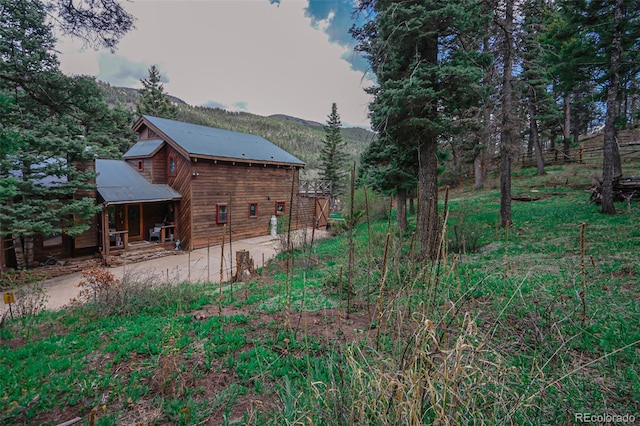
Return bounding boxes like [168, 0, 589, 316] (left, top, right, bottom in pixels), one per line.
[55, 0, 375, 128]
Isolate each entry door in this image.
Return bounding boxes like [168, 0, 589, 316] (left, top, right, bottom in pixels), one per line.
[126, 204, 142, 240]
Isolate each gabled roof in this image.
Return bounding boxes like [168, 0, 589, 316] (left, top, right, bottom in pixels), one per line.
[96, 159, 182, 205]
[123, 139, 164, 159]
[133, 115, 305, 166]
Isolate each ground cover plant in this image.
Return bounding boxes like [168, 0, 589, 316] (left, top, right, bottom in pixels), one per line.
[0, 162, 638, 425]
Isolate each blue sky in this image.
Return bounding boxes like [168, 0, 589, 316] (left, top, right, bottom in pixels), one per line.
[56, 0, 374, 127]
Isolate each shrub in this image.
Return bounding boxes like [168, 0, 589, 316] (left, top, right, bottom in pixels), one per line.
[334, 188, 389, 235]
[72, 267, 206, 317]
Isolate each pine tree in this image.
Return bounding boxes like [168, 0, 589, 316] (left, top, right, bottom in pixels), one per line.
[0, 0, 134, 267]
[136, 65, 178, 119]
[319, 103, 349, 197]
[354, 0, 490, 259]
[556, 0, 640, 213]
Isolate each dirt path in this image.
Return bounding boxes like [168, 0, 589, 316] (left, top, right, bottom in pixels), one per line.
[1, 230, 327, 314]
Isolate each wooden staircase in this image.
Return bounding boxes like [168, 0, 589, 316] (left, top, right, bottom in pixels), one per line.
[104, 243, 181, 267]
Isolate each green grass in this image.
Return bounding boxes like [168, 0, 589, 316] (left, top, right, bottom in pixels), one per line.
[1, 163, 639, 424]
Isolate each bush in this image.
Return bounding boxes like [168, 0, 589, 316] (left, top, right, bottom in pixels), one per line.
[72, 267, 206, 317]
[337, 188, 389, 234]
[447, 203, 488, 254]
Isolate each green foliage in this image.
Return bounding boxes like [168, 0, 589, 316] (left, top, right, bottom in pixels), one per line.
[136, 65, 178, 119]
[354, 0, 491, 256]
[1, 173, 639, 423]
[0, 0, 136, 267]
[319, 103, 349, 196]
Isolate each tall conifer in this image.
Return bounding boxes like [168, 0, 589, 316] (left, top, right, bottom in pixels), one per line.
[136, 65, 178, 119]
[319, 103, 349, 197]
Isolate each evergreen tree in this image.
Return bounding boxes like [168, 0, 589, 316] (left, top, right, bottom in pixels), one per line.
[136, 65, 178, 119]
[354, 0, 490, 259]
[556, 0, 640, 213]
[55, 0, 134, 49]
[319, 103, 349, 197]
[0, 0, 135, 267]
[358, 133, 417, 232]
[499, 0, 516, 228]
[520, 0, 558, 176]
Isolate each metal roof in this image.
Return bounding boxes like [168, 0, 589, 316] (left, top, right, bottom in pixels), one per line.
[143, 115, 305, 166]
[123, 139, 164, 158]
[96, 159, 182, 205]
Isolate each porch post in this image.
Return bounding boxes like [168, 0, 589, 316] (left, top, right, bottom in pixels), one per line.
[174, 201, 179, 245]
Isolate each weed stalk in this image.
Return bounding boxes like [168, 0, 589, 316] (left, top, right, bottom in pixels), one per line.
[219, 224, 226, 316]
[580, 222, 587, 324]
[375, 232, 391, 351]
[347, 162, 356, 315]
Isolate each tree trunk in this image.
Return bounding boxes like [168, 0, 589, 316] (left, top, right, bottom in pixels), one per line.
[499, 0, 515, 228]
[5, 198, 26, 269]
[418, 139, 439, 260]
[409, 197, 415, 216]
[475, 34, 492, 191]
[12, 234, 26, 269]
[602, 0, 623, 214]
[563, 94, 572, 163]
[474, 150, 485, 190]
[24, 235, 35, 267]
[528, 99, 545, 175]
[396, 187, 407, 233]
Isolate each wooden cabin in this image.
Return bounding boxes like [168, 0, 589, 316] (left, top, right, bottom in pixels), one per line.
[0, 116, 329, 272]
[120, 115, 311, 251]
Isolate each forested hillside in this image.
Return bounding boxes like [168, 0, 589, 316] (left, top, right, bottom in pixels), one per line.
[98, 82, 375, 173]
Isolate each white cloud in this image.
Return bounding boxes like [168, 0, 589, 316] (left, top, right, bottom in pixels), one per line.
[55, 0, 373, 127]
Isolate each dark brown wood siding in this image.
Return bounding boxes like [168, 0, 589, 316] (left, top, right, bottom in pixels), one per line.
[165, 146, 192, 248]
[189, 160, 304, 249]
[152, 145, 167, 184]
[125, 158, 153, 181]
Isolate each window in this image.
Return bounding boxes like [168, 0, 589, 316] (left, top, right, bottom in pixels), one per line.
[216, 203, 228, 224]
[137, 160, 144, 171]
[248, 202, 258, 218]
[275, 200, 286, 216]
[168, 154, 177, 177]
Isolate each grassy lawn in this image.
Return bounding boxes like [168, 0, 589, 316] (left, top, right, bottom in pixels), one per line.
[1, 163, 638, 425]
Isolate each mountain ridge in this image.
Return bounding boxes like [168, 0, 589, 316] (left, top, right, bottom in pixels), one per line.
[98, 81, 375, 175]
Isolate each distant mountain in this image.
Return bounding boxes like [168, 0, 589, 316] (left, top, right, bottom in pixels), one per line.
[97, 81, 189, 109]
[98, 82, 376, 175]
[268, 114, 324, 129]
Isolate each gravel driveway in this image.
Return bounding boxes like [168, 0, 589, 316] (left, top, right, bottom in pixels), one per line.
[1, 229, 327, 314]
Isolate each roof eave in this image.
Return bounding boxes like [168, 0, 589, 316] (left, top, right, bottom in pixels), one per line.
[190, 154, 305, 168]
[102, 196, 181, 206]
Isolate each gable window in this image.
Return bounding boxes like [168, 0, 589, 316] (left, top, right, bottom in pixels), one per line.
[275, 200, 286, 216]
[216, 203, 228, 224]
[248, 202, 258, 219]
[168, 154, 177, 177]
[137, 160, 144, 171]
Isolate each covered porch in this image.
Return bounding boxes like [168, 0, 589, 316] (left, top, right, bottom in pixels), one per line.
[96, 159, 182, 260]
[100, 201, 179, 256]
